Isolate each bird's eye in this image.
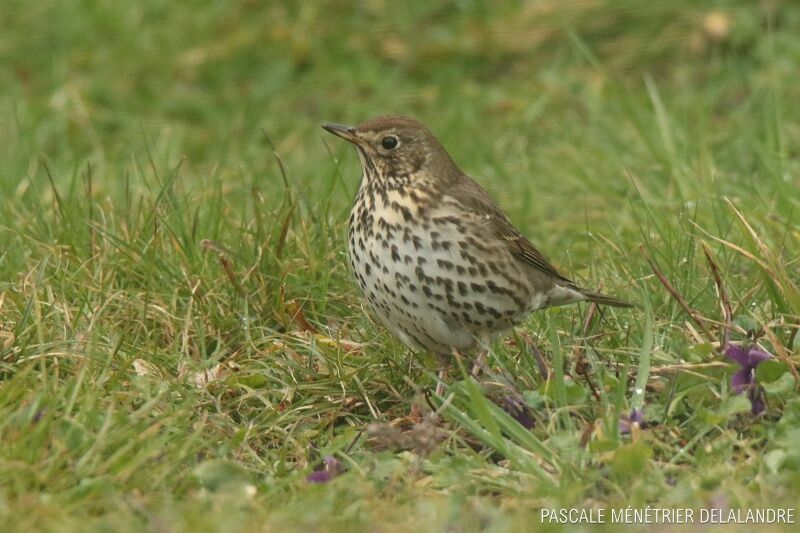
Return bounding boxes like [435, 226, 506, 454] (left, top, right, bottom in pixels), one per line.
[381, 136, 398, 150]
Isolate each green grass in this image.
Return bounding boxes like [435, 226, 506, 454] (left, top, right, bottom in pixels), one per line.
[1, 0, 799, 530]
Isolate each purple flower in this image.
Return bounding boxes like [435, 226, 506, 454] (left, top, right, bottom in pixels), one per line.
[724, 344, 771, 415]
[306, 470, 335, 483]
[306, 456, 344, 484]
[619, 408, 646, 434]
[501, 396, 535, 430]
[726, 344, 771, 392]
[749, 393, 765, 417]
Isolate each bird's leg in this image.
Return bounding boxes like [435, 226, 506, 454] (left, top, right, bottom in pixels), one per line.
[471, 348, 488, 378]
[435, 356, 449, 396]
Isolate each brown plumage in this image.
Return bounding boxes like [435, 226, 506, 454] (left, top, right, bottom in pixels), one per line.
[323, 115, 631, 389]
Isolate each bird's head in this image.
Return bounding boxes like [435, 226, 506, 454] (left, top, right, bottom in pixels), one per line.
[323, 115, 456, 186]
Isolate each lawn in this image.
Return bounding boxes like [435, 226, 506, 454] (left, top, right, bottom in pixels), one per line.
[1, 0, 799, 530]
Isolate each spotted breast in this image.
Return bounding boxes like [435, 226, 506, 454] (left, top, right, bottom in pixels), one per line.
[348, 178, 540, 356]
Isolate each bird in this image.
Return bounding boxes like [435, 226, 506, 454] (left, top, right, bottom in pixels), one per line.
[323, 115, 632, 394]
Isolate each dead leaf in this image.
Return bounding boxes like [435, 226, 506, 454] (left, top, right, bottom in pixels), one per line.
[189, 362, 241, 388]
[285, 299, 317, 333]
[132, 358, 163, 379]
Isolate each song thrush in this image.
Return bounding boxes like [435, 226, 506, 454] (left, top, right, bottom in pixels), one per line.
[323, 115, 631, 393]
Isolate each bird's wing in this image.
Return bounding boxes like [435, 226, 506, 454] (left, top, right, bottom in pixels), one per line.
[486, 214, 573, 283]
[446, 175, 574, 284]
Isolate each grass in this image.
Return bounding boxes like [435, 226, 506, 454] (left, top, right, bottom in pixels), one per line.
[1, 0, 799, 530]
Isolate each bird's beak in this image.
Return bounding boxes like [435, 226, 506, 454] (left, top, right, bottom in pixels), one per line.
[322, 123, 361, 145]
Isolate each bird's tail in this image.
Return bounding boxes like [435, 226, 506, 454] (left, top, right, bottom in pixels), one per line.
[580, 289, 635, 308]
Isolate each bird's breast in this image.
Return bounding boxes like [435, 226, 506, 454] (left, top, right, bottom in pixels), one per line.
[347, 183, 538, 354]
